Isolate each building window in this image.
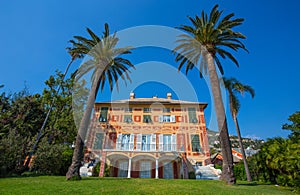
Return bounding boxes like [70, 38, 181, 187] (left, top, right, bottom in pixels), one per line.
[163, 108, 170, 113]
[188, 108, 198, 123]
[118, 160, 128, 177]
[93, 133, 104, 150]
[142, 134, 151, 151]
[116, 134, 134, 151]
[191, 134, 201, 152]
[124, 115, 132, 123]
[143, 108, 151, 113]
[136, 134, 156, 151]
[163, 135, 172, 151]
[159, 134, 177, 151]
[163, 162, 174, 179]
[124, 108, 132, 113]
[122, 134, 130, 150]
[163, 115, 170, 122]
[140, 161, 151, 178]
[143, 115, 152, 123]
[99, 107, 108, 122]
[159, 115, 176, 123]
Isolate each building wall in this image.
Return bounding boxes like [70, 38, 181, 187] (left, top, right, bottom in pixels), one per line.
[86, 98, 211, 178]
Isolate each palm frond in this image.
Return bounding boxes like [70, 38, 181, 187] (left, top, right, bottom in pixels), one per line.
[86, 28, 100, 43]
[173, 4, 248, 78]
[223, 77, 255, 115]
[69, 23, 135, 96]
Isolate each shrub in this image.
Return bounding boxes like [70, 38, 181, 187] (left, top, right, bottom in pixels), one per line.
[31, 139, 73, 175]
[188, 171, 196, 179]
[92, 162, 110, 177]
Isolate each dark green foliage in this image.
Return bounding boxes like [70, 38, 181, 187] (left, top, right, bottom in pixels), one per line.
[234, 162, 247, 181]
[0, 89, 44, 177]
[31, 138, 73, 175]
[92, 162, 100, 177]
[237, 111, 300, 191]
[249, 137, 300, 189]
[0, 71, 81, 177]
[0, 129, 31, 176]
[92, 162, 110, 177]
[283, 111, 300, 141]
[42, 70, 78, 145]
[188, 171, 196, 179]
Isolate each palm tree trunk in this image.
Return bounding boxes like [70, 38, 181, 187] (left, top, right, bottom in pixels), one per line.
[233, 116, 252, 181]
[66, 73, 100, 180]
[24, 57, 75, 170]
[205, 52, 236, 184]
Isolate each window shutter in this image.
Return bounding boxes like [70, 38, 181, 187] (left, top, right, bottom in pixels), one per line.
[129, 134, 134, 151]
[159, 134, 163, 151]
[170, 115, 176, 123]
[136, 134, 142, 151]
[116, 133, 122, 150]
[171, 134, 177, 151]
[150, 134, 156, 151]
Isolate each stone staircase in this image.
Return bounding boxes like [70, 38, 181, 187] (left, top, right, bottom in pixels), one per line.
[194, 165, 220, 180]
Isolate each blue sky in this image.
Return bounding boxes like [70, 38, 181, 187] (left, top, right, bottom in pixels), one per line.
[1, 0, 299, 140]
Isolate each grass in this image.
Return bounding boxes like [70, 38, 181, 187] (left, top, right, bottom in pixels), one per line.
[0, 176, 297, 195]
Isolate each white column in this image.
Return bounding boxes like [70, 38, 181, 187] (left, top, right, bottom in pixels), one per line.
[127, 157, 132, 178]
[155, 158, 159, 179]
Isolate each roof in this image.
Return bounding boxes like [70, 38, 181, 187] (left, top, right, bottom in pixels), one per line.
[95, 97, 207, 108]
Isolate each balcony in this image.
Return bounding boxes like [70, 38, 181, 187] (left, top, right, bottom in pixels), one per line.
[102, 143, 185, 153]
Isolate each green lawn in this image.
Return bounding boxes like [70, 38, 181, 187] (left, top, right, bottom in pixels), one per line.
[0, 176, 297, 195]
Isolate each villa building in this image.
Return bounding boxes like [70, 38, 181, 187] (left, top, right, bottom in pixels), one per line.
[85, 93, 211, 179]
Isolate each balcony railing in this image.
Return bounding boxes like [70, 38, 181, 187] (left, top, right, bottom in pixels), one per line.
[102, 143, 185, 152]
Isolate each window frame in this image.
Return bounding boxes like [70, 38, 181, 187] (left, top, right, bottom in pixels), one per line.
[124, 115, 132, 123]
[143, 115, 152, 123]
[99, 107, 108, 122]
[191, 134, 201, 152]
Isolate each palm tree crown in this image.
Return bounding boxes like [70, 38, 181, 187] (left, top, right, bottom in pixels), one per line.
[174, 4, 248, 76]
[68, 23, 134, 93]
[223, 77, 255, 117]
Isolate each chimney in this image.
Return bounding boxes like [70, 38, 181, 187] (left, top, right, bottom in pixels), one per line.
[167, 93, 172, 99]
[130, 92, 135, 99]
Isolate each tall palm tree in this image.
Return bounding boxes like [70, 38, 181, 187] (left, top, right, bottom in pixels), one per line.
[223, 77, 255, 182]
[66, 23, 134, 180]
[173, 4, 248, 184]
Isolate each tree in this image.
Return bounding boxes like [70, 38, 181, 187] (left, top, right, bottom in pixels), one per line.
[66, 23, 134, 180]
[41, 71, 79, 144]
[23, 53, 78, 170]
[173, 4, 248, 184]
[283, 111, 300, 141]
[0, 90, 45, 175]
[247, 112, 300, 190]
[223, 77, 255, 182]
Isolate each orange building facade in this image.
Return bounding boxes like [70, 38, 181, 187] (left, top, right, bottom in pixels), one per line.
[86, 93, 211, 179]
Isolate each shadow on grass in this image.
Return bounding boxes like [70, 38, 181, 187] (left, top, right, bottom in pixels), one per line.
[236, 181, 258, 186]
[80, 176, 131, 181]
